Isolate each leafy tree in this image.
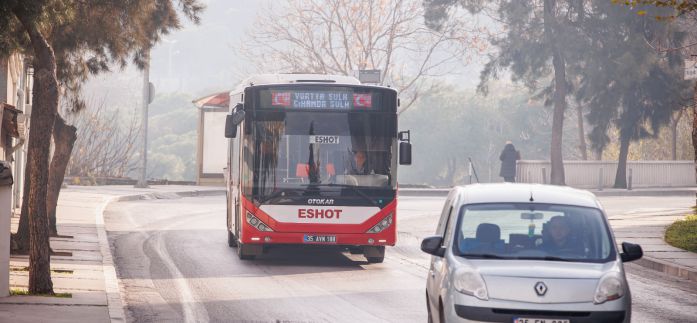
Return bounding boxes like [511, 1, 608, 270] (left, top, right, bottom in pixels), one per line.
[399, 81, 581, 186]
[577, 2, 688, 187]
[0, 0, 203, 294]
[424, 0, 591, 185]
[147, 93, 198, 181]
[242, 0, 485, 114]
[613, 0, 697, 197]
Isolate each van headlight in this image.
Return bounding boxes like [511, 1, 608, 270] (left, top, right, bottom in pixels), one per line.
[453, 269, 489, 301]
[594, 273, 625, 304]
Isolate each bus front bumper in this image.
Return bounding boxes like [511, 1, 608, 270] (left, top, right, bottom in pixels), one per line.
[239, 229, 396, 247]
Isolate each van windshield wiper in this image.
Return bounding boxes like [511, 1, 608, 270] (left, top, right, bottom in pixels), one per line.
[514, 256, 573, 262]
[459, 253, 507, 259]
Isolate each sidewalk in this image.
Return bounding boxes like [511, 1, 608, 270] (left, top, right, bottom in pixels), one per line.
[0, 185, 224, 323]
[610, 209, 697, 282]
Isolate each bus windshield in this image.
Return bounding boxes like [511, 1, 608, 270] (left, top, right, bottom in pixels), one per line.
[252, 110, 397, 203]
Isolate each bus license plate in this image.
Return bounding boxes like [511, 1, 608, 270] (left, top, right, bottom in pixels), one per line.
[303, 235, 337, 243]
[513, 318, 569, 323]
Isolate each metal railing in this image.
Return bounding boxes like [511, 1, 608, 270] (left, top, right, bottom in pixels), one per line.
[516, 160, 696, 188]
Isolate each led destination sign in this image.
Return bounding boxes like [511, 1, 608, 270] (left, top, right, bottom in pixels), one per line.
[260, 89, 376, 110]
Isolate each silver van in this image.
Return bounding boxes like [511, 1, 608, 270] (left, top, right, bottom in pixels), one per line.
[422, 184, 643, 323]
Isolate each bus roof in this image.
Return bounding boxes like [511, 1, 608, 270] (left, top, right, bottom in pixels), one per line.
[232, 74, 367, 94]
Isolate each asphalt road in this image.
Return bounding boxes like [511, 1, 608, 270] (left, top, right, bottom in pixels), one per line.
[105, 194, 697, 323]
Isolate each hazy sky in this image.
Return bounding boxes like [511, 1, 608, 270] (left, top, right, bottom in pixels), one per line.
[84, 0, 484, 107]
[148, 0, 264, 96]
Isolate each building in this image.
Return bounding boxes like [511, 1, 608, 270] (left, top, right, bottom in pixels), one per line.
[0, 53, 30, 211]
[192, 91, 228, 186]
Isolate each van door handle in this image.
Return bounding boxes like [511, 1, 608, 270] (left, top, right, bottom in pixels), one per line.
[429, 270, 435, 278]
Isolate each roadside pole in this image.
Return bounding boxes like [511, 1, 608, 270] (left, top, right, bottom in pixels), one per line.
[136, 51, 153, 188]
[685, 57, 697, 207]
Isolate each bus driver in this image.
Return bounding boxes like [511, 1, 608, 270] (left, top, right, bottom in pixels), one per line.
[348, 150, 373, 175]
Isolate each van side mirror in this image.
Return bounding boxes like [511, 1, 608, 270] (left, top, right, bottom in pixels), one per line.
[225, 108, 245, 138]
[421, 236, 445, 257]
[620, 242, 643, 262]
[398, 130, 412, 165]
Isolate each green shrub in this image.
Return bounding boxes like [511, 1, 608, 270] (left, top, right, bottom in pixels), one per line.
[665, 214, 697, 253]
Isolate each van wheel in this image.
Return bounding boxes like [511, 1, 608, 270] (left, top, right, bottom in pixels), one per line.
[227, 230, 238, 247]
[438, 300, 445, 323]
[426, 291, 434, 323]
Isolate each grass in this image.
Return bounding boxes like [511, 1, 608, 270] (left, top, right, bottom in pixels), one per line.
[665, 214, 697, 253]
[10, 289, 72, 298]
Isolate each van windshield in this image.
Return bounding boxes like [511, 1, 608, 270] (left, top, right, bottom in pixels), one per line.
[454, 203, 615, 263]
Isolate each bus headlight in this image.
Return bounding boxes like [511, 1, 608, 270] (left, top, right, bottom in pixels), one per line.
[366, 213, 393, 233]
[246, 211, 273, 232]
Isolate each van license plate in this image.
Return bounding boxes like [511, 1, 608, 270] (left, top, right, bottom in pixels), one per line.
[514, 318, 570, 323]
[303, 235, 337, 243]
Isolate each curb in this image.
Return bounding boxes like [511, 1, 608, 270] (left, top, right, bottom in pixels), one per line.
[634, 256, 697, 282]
[94, 188, 226, 323]
[95, 196, 126, 323]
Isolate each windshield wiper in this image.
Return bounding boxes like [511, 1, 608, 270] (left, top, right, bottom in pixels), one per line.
[514, 256, 573, 262]
[459, 253, 506, 259]
[304, 183, 379, 207]
[257, 190, 287, 205]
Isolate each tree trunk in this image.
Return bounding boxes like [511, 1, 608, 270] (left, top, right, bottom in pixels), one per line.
[671, 109, 683, 161]
[545, 0, 566, 185]
[693, 82, 697, 206]
[15, 8, 58, 295]
[576, 104, 588, 160]
[614, 134, 630, 189]
[47, 115, 77, 236]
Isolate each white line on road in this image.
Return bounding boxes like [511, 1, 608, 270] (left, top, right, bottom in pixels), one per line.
[124, 207, 211, 323]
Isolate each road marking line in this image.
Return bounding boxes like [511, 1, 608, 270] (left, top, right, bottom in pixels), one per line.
[123, 205, 210, 323]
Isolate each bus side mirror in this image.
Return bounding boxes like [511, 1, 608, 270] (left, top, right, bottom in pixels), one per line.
[400, 142, 412, 165]
[225, 109, 245, 138]
[399, 130, 411, 165]
[225, 115, 237, 138]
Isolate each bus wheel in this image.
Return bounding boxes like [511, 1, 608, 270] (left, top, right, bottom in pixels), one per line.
[227, 230, 238, 247]
[348, 246, 363, 254]
[237, 243, 262, 260]
[364, 246, 385, 263]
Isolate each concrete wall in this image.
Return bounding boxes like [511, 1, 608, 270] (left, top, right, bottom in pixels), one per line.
[517, 160, 696, 188]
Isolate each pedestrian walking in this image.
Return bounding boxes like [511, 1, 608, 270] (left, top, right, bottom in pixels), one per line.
[499, 141, 520, 183]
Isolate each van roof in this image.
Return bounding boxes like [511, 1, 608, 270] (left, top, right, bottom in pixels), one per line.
[451, 183, 600, 209]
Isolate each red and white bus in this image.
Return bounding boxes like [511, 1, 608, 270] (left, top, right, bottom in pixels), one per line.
[224, 74, 411, 263]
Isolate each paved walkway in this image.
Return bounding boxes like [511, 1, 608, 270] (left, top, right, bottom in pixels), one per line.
[0, 185, 224, 323]
[610, 209, 697, 282]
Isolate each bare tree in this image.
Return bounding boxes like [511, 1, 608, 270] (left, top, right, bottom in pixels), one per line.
[240, 0, 487, 114]
[66, 98, 141, 179]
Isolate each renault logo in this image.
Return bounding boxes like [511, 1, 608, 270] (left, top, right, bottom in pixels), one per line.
[534, 282, 548, 296]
